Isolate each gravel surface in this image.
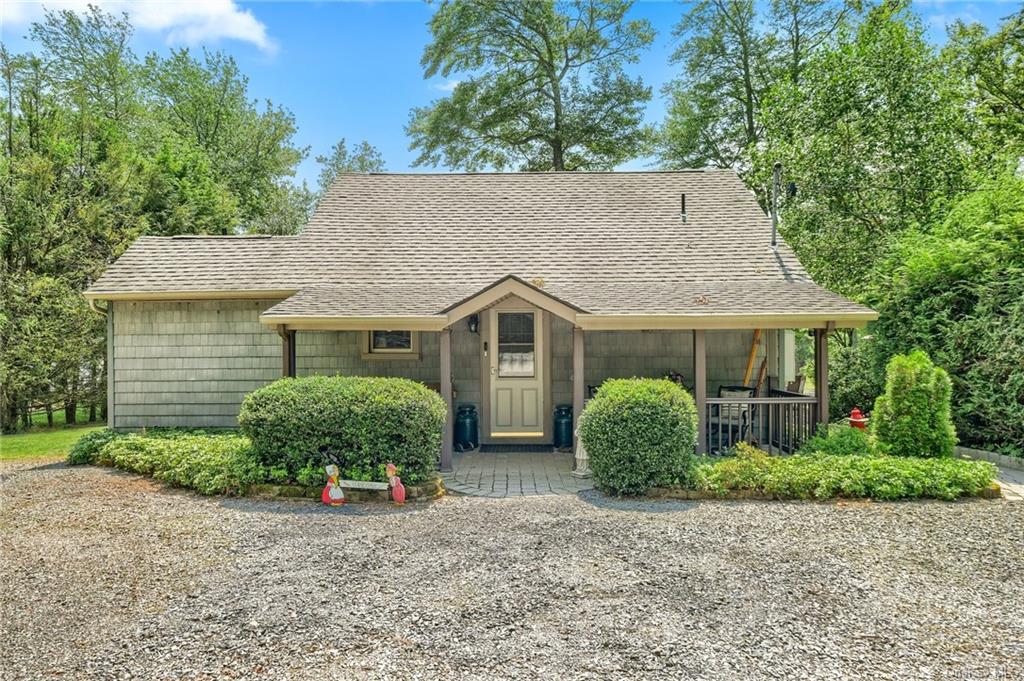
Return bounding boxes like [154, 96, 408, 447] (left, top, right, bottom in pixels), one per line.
[2, 458, 1023, 680]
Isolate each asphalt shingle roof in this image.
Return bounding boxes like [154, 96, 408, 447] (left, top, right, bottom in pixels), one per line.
[86, 170, 874, 319]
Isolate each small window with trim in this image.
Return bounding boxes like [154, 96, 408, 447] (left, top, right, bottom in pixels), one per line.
[362, 330, 420, 359]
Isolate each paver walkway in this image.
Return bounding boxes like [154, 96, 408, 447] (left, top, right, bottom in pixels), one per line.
[442, 450, 593, 497]
[998, 466, 1024, 501]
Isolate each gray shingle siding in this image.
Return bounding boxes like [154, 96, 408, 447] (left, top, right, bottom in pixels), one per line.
[111, 300, 282, 429]
[110, 301, 776, 431]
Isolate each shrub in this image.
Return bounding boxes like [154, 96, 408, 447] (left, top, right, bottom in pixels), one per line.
[238, 376, 447, 485]
[872, 350, 957, 458]
[578, 378, 697, 495]
[67, 428, 123, 465]
[828, 340, 885, 422]
[98, 433, 263, 495]
[797, 424, 875, 457]
[692, 443, 996, 501]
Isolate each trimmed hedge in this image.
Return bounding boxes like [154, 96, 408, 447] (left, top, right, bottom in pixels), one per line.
[98, 433, 263, 495]
[238, 376, 447, 485]
[578, 378, 697, 495]
[692, 443, 996, 501]
[872, 350, 957, 458]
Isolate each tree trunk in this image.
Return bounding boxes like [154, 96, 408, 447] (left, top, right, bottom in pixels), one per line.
[21, 402, 31, 430]
[46, 403, 54, 427]
[551, 140, 565, 171]
[64, 399, 77, 425]
[89, 403, 97, 422]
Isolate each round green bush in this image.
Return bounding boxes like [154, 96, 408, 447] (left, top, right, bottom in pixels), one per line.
[238, 376, 447, 484]
[578, 378, 698, 495]
[871, 350, 957, 458]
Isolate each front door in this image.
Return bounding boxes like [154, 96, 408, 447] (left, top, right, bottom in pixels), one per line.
[488, 307, 545, 437]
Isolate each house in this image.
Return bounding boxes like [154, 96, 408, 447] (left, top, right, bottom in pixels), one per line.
[85, 171, 876, 470]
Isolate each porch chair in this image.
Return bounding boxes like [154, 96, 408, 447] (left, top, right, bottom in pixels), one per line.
[707, 385, 755, 453]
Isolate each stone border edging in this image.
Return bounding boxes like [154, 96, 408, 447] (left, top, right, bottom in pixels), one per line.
[645, 482, 1002, 501]
[957, 445, 1024, 471]
[246, 477, 446, 503]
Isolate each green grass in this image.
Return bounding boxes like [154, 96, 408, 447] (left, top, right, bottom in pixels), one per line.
[0, 424, 105, 461]
[29, 407, 99, 428]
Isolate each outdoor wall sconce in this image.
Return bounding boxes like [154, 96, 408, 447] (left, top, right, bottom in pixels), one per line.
[468, 314, 479, 334]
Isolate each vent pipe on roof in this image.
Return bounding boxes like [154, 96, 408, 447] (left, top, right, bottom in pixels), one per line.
[770, 162, 782, 249]
[680, 193, 687, 223]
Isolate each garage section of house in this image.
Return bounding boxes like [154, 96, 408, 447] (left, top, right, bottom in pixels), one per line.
[87, 170, 876, 470]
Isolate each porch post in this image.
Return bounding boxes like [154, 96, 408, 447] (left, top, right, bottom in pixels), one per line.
[814, 325, 831, 427]
[572, 327, 590, 476]
[693, 329, 707, 454]
[440, 327, 454, 472]
[278, 326, 295, 378]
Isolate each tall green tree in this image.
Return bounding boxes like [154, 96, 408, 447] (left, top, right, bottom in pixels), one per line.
[751, 1, 975, 298]
[944, 8, 1024, 162]
[144, 48, 307, 230]
[408, 0, 655, 171]
[1, 6, 312, 429]
[659, 0, 855, 170]
[316, 138, 386, 194]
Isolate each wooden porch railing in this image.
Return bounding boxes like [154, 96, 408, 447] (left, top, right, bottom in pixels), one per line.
[704, 393, 819, 455]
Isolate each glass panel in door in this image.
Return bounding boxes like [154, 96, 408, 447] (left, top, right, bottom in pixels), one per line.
[497, 312, 535, 377]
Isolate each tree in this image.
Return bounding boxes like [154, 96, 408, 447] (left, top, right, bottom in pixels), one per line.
[316, 138, 386, 194]
[944, 8, 1024, 162]
[751, 1, 975, 298]
[2, 6, 311, 429]
[407, 0, 655, 171]
[659, 0, 855, 171]
[144, 48, 308, 230]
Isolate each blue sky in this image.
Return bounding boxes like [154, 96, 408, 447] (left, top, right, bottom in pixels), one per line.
[1, 1, 1016, 186]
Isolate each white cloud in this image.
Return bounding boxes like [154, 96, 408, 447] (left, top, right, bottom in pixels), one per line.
[1, 0, 276, 54]
[434, 79, 461, 92]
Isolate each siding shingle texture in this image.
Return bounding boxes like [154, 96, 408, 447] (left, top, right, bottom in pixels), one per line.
[88, 171, 871, 318]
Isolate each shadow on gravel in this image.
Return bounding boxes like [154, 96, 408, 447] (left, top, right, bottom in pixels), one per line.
[24, 460, 68, 471]
[576, 489, 698, 514]
[217, 497, 433, 517]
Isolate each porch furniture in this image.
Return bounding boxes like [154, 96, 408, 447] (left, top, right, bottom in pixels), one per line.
[707, 385, 755, 453]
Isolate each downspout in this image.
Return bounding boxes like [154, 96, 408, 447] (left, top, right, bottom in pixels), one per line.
[88, 298, 108, 315]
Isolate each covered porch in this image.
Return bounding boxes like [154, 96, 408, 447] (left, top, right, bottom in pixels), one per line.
[261, 276, 859, 475]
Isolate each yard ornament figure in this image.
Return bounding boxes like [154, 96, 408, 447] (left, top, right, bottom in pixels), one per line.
[322, 464, 345, 506]
[387, 463, 406, 505]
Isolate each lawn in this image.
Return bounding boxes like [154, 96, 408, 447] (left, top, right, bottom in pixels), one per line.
[0, 424, 104, 461]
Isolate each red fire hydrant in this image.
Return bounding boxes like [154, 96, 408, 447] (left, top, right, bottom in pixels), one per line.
[848, 407, 868, 430]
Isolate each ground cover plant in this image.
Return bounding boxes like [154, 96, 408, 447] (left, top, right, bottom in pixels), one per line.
[691, 443, 996, 501]
[94, 432, 263, 496]
[579, 378, 697, 495]
[239, 376, 447, 485]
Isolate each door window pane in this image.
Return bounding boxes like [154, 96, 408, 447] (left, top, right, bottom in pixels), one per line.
[371, 330, 412, 351]
[498, 312, 535, 377]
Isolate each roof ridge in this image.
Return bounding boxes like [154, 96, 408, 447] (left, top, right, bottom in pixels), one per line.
[328, 169, 730, 177]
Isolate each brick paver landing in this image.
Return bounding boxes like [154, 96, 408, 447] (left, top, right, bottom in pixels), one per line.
[442, 450, 593, 497]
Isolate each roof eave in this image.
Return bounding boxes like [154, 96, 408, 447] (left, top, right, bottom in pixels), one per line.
[84, 289, 298, 301]
[576, 311, 878, 331]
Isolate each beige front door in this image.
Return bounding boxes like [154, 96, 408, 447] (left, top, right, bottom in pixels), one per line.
[488, 305, 545, 437]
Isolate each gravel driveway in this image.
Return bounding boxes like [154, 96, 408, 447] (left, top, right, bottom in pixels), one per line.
[2, 458, 1023, 680]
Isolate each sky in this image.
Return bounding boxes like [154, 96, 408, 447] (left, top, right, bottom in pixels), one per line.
[0, 0, 1016, 186]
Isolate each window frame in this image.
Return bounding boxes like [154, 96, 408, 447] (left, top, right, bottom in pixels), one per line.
[361, 330, 421, 361]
